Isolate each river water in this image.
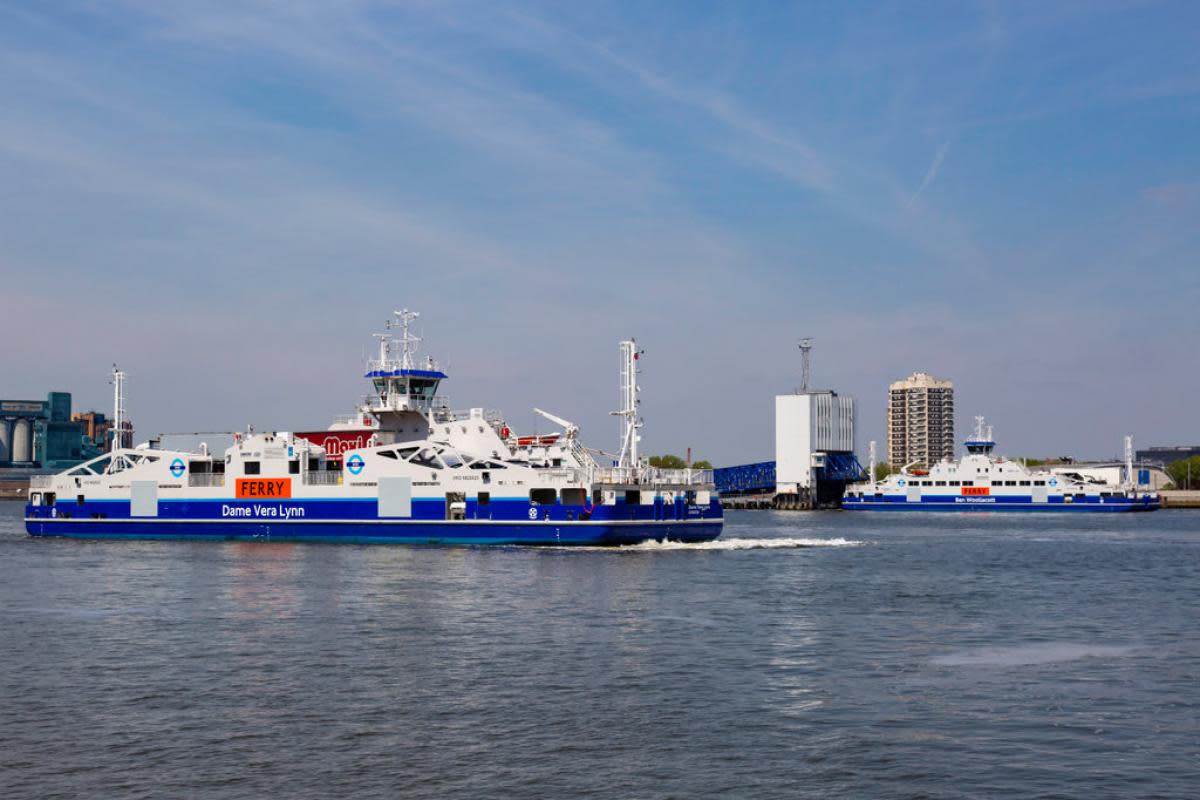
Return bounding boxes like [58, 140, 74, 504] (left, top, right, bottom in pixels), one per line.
[1, 501, 1197, 798]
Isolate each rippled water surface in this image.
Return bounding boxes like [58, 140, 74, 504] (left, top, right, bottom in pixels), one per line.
[2, 502, 1198, 798]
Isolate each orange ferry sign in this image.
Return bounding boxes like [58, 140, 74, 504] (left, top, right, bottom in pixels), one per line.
[236, 478, 292, 499]
[962, 486, 990, 496]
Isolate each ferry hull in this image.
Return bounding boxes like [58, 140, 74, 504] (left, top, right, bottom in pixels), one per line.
[24, 519, 722, 545]
[24, 498, 724, 546]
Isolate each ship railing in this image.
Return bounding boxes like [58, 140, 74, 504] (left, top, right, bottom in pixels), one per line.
[432, 408, 505, 427]
[187, 473, 226, 488]
[592, 467, 714, 486]
[533, 467, 588, 483]
[29, 475, 55, 489]
[304, 470, 343, 486]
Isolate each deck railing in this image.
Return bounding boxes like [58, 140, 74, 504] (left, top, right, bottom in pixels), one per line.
[592, 467, 713, 486]
[304, 471, 343, 486]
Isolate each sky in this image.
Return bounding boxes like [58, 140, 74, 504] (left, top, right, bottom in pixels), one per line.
[2, 0, 1197, 464]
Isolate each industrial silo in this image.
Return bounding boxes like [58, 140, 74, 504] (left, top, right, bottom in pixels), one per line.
[11, 418, 32, 463]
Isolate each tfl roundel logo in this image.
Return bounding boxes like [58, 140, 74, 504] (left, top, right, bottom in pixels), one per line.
[169, 458, 186, 478]
[346, 453, 365, 475]
[897, 478, 907, 487]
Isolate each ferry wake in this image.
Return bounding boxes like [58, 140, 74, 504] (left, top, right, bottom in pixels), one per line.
[25, 310, 722, 545]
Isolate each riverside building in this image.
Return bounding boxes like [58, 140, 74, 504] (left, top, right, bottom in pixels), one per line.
[887, 372, 955, 468]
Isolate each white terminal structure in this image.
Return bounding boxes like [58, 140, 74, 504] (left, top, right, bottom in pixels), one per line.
[773, 339, 858, 506]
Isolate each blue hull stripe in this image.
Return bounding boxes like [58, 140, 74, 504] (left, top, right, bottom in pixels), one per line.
[24, 519, 723, 545]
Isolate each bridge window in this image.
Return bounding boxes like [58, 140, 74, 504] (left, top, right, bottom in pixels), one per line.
[409, 449, 442, 469]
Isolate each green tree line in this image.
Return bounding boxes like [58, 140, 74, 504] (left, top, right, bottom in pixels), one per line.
[1166, 456, 1200, 490]
[648, 454, 713, 470]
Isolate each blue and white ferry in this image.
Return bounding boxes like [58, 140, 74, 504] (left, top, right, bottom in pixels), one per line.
[843, 417, 1159, 512]
[25, 310, 722, 545]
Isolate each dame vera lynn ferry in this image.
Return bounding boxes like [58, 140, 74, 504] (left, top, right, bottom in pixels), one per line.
[843, 417, 1159, 512]
[25, 311, 722, 545]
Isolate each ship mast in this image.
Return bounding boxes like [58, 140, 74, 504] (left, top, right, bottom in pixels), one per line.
[110, 365, 128, 451]
[612, 340, 643, 473]
[387, 308, 421, 371]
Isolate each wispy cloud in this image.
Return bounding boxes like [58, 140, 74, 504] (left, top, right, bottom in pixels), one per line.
[908, 140, 950, 207]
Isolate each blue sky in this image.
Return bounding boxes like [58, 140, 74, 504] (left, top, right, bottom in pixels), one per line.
[2, 1, 1197, 463]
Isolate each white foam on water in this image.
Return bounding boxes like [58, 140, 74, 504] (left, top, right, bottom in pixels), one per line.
[931, 642, 1134, 667]
[614, 536, 863, 552]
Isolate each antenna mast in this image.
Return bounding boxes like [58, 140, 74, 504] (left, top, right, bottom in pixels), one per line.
[1124, 435, 1134, 489]
[798, 338, 813, 392]
[387, 308, 421, 370]
[110, 365, 128, 450]
[612, 340, 643, 471]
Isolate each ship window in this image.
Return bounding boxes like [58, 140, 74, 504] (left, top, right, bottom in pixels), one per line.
[377, 450, 399, 460]
[470, 460, 506, 470]
[625, 489, 641, 504]
[45, 493, 56, 506]
[962, 481, 973, 487]
[409, 450, 443, 469]
[307, 458, 319, 471]
[530, 488, 557, 505]
[593, 489, 604, 505]
[244, 461, 261, 475]
[288, 460, 299, 474]
[948, 480, 960, 486]
[1100, 492, 1113, 498]
[396, 447, 420, 460]
[934, 481, 946, 486]
[991, 480, 1003, 486]
[561, 488, 586, 506]
[441, 451, 465, 468]
[1034, 480, 1046, 486]
[31, 493, 41, 505]
[1005, 481, 1017, 486]
[1019, 480, 1030, 486]
[77, 494, 85, 506]
[477, 492, 490, 505]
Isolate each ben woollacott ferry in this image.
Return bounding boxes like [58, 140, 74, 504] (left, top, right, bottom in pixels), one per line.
[843, 417, 1159, 512]
[25, 310, 722, 545]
